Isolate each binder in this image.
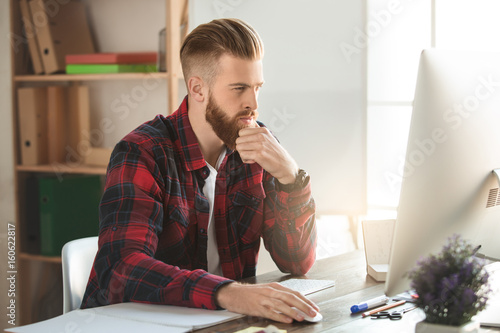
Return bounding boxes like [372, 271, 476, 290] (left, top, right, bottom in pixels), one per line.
[39, 174, 102, 256]
[65, 85, 112, 167]
[24, 175, 41, 254]
[17, 87, 48, 165]
[46, 85, 67, 164]
[65, 52, 158, 65]
[29, 0, 95, 74]
[66, 85, 90, 165]
[19, 0, 44, 74]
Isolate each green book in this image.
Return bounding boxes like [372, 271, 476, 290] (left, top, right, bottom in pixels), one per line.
[66, 63, 157, 74]
[39, 175, 102, 256]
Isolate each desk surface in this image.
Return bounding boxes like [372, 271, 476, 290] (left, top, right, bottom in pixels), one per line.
[196, 250, 500, 333]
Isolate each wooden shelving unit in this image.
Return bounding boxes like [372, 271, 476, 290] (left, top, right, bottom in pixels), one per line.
[19, 253, 62, 264]
[10, 0, 188, 325]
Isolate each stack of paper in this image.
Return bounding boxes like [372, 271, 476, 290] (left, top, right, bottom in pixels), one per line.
[5, 302, 243, 333]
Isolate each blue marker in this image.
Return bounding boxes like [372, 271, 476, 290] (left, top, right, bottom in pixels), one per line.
[350, 296, 389, 314]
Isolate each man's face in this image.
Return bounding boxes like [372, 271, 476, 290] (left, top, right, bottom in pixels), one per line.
[205, 54, 264, 149]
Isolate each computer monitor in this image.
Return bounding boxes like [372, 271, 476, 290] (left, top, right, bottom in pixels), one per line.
[385, 49, 500, 297]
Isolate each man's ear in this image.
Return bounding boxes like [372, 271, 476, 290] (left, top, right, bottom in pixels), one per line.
[187, 76, 206, 103]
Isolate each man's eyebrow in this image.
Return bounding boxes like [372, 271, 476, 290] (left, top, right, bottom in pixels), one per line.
[228, 82, 265, 87]
[228, 83, 250, 87]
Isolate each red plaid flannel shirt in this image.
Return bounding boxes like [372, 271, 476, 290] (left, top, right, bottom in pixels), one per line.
[81, 97, 316, 310]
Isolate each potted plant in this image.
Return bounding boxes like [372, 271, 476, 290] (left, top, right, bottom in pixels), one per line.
[408, 234, 491, 333]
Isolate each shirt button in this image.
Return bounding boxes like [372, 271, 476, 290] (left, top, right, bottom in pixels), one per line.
[112, 227, 117, 231]
[200, 228, 206, 234]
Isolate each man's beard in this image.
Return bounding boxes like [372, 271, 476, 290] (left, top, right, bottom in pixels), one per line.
[205, 93, 258, 150]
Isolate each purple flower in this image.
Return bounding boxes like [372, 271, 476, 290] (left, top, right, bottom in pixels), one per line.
[407, 234, 490, 326]
[461, 288, 476, 305]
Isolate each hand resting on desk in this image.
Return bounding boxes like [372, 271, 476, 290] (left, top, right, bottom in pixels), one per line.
[215, 281, 320, 324]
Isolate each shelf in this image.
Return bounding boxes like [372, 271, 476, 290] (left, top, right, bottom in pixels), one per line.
[16, 164, 107, 175]
[11, 0, 188, 325]
[19, 252, 62, 264]
[14, 72, 169, 82]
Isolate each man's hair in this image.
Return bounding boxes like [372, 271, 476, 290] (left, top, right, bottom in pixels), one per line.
[180, 18, 264, 86]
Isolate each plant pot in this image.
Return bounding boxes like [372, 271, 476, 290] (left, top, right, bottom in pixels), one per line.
[415, 320, 480, 333]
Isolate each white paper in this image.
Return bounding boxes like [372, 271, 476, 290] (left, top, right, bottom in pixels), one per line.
[4, 303, 243, 333]
[94, 302, 242, 329]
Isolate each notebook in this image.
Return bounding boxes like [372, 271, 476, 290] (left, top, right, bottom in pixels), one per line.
[476, 262, 500, 328]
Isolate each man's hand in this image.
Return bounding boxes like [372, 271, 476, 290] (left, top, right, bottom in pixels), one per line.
[215, 282, 320, 323]
[235, 127, 298, 185]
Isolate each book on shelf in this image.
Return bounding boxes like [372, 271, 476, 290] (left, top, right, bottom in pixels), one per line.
[19, 0, 44, 74]
[65, 52, 158, 65]
[66, 63, 158, 74]
[6, 302, 243, 333]
[29, 0, 95, 74]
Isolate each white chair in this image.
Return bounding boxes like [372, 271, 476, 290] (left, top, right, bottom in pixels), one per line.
[61, 236, 98, 313]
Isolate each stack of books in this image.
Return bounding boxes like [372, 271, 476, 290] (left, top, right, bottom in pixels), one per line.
[65, 52, 158, 74]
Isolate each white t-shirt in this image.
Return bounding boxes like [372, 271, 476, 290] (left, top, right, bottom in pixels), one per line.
[203, 149, 226, 276]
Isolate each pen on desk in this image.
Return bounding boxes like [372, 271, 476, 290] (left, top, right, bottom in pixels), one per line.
[350, 295, 389, 313]
[361, 300, 406, 318]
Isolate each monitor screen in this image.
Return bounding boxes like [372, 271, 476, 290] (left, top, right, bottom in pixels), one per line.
[385, 49, 500, 297]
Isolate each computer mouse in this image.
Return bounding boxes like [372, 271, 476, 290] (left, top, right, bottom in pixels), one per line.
[292, 307, 323, 322]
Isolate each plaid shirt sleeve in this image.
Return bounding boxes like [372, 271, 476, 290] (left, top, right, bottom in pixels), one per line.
[261, 172, 317, 275]
[89, 139, 231, 310]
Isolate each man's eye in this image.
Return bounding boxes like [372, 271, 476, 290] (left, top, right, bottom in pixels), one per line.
[234, 87, 245, 91]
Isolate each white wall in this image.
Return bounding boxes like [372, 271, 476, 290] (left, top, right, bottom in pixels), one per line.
[190, 0, 367, 216]
[0, 1, 16, 329]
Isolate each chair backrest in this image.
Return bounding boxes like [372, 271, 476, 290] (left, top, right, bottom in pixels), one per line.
[61, 236, 98, 313]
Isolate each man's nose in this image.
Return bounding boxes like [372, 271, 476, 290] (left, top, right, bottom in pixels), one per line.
[244, 89, 259, 111]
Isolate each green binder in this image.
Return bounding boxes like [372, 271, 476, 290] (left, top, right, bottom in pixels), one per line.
[39, 175, 102, 256]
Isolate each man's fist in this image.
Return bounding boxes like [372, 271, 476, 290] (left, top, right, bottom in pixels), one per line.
[235, 127, 298, 185]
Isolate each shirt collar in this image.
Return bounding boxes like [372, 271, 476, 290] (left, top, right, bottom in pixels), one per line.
[174, 96, 208, 172]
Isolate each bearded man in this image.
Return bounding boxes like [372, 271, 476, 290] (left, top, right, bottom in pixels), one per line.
[81, 18, 318, 324]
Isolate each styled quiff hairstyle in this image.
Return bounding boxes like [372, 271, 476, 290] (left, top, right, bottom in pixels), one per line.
[180, 18, 264, 86]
